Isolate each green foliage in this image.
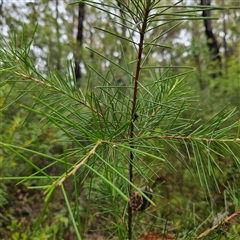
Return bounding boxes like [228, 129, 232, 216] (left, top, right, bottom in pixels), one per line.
[1, 1, 239, 239]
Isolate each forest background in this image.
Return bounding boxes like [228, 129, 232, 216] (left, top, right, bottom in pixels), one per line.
[0, 0, 240, 239]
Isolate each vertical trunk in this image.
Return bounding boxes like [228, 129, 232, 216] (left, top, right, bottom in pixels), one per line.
[74, 3, 85, 84]
[200, 0, 222, 78]
[0, 1, 2, 15]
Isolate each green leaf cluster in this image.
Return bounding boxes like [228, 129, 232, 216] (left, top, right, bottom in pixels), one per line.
[1, 1, 239, 239]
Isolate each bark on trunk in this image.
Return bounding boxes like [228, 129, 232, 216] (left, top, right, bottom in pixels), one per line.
[201, 0, 222, 78]
[74, 3, 85, 84]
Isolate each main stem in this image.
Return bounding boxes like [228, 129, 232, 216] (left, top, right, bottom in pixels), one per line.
[128, 1, 151, 239]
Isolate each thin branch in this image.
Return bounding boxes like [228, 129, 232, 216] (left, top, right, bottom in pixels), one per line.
[197, 211, 240, 239]
[58, 140, 102, 186]
[156, 135, 240, 142]
[128, 1, 152, 239]
[117, 135, 239, 143]
[12, 72, 104, 118]
[121, 0, 142, 31]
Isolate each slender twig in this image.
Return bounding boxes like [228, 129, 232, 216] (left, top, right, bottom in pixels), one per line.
[115, 136, 240, 144]
[58, 140, 102, 186]
[121, 0, 142, 31]
[12, 71, 104, 118]
[197, 211, 240, 239]
[155, 136, 240, 142]
[128, 1, 152, 239]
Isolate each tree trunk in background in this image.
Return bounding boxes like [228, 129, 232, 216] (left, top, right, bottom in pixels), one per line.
[221, 0, 228, 76]
[200, 0, 222, 78]
[74, 3, 85, 85]
[0, 1, 2, 15]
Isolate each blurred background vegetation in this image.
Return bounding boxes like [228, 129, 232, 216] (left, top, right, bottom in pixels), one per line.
[0, 0, 240, 239]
